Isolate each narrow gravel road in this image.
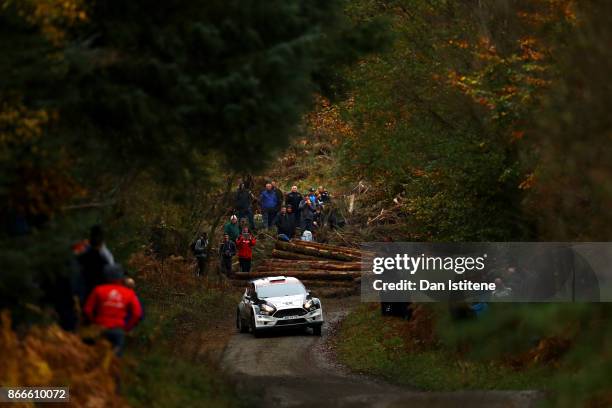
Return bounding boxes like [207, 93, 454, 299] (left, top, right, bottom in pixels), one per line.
[220, 297, 542, 408]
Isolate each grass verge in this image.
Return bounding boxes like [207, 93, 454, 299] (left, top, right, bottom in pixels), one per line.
[122, 253, 244, 408]
[334, 303, 554, 391]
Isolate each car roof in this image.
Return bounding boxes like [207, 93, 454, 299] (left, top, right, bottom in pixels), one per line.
[252, 276, 302, 288]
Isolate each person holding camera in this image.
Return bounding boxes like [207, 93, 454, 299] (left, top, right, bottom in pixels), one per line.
[299, 193, 316, 231]
[236, 226, 256, 272]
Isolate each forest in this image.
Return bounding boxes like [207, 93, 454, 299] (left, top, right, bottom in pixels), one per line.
[0, 1, 610, 407]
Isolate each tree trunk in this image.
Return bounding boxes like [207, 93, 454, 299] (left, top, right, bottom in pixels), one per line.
[203, 174, 236, 277]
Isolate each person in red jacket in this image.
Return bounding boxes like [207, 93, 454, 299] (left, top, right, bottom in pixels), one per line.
[84, 264, 142, 356]
[235, 226, 256, 272]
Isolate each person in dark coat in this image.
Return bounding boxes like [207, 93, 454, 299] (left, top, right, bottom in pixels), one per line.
[313, 205, 324, 229]
[274, 206, 297, 239]
[299, 194, 316, 231]
[271, 181, 284, 212]
[317, 185, 331, 204]
[235, 183, 255, 230]
[285, 185, 303, 223]
[193, 233, 209, 277]
[218, 234, 237, 277]
[77, 225, 112, 305]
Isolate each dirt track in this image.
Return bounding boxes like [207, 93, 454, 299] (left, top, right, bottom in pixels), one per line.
[220, 297, 542, 408]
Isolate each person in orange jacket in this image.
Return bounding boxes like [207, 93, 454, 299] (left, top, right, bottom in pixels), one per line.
[235, 226, 256, 272]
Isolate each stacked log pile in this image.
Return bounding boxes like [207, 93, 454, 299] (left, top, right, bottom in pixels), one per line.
[233, 240, 368, 296]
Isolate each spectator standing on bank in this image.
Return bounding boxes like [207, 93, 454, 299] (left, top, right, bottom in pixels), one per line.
[259, 182, 279, 229]
[313, 205, 324, 230]
[271, 181, 284, 212]
[235, 183, 255, 230]
[274, 205, 297, 240]
[236, 226, 256, 272]
[317, 185, 331, 205]
[285, 185, 303, 223]
[223, 215, 240, 242]
[192, 233, 208, 277]
[299, 193, 316, 231]
[307, 187, 319, 207]
[218, 233, 237, 277]
[77, 225, 114, 305]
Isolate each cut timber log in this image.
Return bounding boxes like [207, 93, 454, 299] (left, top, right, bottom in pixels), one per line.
[254, 266, 361, 274]
[289, 239, 375, 258]
[299, 279, 359, 288]
[257, 259, 362, 271]
[275, 241, 359, 261]
[271, 249, 324, 261]
[316, 286, 359, 298]
[232, 270, 357, 281]
[289, 239, 365, 257]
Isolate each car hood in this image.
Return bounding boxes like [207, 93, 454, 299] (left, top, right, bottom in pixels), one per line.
[263, 294, 306, 309]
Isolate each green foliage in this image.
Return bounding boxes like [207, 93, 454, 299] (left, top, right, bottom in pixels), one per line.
[125, 279, 243, 408]
[0, 0, 385, 321]
[436, 303, 612, 407]
[336, 304, 552, 390]
[331, 4, 611, 404]
[125, 352, 242, 408]
[334, 0, 577, 241]
[526, 0, 612, 240]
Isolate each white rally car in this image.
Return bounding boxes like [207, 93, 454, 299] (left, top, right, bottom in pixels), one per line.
[236, 276, 324, 336]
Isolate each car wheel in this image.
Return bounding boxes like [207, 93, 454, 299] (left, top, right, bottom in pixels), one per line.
[312, 325, 322, 336]
[237, 310, 248, 333]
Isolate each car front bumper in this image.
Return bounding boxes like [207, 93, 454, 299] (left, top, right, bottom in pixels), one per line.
[253, 308, 323, 330]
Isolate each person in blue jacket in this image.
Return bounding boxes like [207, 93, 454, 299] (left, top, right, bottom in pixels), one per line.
[259, 182, 279, 229]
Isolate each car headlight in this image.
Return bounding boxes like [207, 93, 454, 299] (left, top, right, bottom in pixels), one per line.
[259, 302, 276, 315]
[304, 298, 319, 311]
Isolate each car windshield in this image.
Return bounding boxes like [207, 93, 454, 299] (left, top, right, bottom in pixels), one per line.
[256, 283, 306, 298]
